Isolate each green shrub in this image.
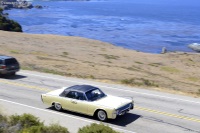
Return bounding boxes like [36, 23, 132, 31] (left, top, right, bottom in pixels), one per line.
[0, 114, 8, 133]
[78, 123, 119, 133]
[160, 66, 180, 73]
[9, 113, 42, 128]
[121, 78, 135, 84]
[0, 8, 3, 15]
[121, 78, 159, 87]
[197, 89, 200, 96]
[0, 114, 7, 123]
[0, 113, 69, 133]
[21, 126, 43, 133]
[0, 8, 22, 32]
[20, 123, 69, 133]
[42, 123, 69, 133]
[99, 54, 119, 60]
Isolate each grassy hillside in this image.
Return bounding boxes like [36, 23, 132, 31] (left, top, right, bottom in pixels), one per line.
[0, 30, 200, 97]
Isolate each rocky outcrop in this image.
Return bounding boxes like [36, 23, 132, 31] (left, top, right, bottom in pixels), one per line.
[34, 5, 42, 9]
[15, 2, 33, 9]
[0, 0, 41, 10]
[0, 5, 9, 10]
[188, 43, 200, 52]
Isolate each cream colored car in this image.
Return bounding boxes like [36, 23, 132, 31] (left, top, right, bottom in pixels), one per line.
[41, 85, 134, 121]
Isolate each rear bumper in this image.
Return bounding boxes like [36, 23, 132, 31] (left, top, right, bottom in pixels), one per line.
[0, 69, 19, 74]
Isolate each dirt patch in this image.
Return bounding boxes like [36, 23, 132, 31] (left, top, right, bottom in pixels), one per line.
[1, 30, 200, 97]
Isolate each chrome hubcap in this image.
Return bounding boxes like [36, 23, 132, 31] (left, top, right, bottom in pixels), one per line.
[98, 110, 106, 120]
[55, 103, 61, 110]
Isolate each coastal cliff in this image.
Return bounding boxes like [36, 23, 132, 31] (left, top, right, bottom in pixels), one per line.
[0, 8, 22, 32]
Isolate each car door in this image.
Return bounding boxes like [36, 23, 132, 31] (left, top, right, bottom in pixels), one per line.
[61, 91, 77, 111]
[72, 92, 89, 115]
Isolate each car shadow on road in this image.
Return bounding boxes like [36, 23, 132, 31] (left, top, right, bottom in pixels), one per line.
[106, 113, 141, 126]
[47, 107, 141, 126]
[1, 74, 27, 80]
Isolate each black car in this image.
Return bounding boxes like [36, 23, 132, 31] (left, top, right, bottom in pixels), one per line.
[0, 55, 20, 76]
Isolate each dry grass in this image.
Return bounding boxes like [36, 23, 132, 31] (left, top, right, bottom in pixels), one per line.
[1, 30, 200, 97]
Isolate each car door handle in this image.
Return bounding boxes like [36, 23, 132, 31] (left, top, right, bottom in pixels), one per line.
[71, 101, 77, 104]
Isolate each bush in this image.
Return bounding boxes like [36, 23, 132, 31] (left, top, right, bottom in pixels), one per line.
[0, 113, 69, 133]
[42, 123, 69, 133]
[0, 8, 3, 15]
[13, 123, 69, 133]
[121, 78, 159, 87]
[78, 123, 119, 133]
[9, 113, 43, 128]
[0, 114, 7, 123]
[0, 8, 22, 32]
[20, 125, 43, 133]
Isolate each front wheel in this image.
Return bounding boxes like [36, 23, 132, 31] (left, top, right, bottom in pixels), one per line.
[97, 110, 107, 121]
[54, 103, 62, 111]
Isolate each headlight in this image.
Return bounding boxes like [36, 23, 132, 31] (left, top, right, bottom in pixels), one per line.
[130, 103, 134, 109]
[114, 109, 119, 115]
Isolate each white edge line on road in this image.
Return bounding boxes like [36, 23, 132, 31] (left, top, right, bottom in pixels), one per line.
[21, 72, 200, 104]
[0, 98, 135, 133]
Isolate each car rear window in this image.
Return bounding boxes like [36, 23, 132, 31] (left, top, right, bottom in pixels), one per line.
[0, 60, 2, 64]
[5, 58, 18, 65]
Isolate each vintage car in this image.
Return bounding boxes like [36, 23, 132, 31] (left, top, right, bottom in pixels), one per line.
[41, 85, 134, 121]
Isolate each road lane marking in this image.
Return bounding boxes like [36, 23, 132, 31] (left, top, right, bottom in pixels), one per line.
[0, 79, 51, 92]
[20, 71, 200, 105]
[135, 106, 200, 123]
[0, 98, 135, 133]
[1, 79, 200, 123]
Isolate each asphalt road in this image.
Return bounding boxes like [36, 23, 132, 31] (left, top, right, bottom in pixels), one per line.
[0, 70, 200, 133]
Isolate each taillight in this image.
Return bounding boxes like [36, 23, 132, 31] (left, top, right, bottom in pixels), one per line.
[0, 65, 6, 69]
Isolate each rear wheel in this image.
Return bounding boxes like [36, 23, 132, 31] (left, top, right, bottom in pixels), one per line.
[97, 110, 107, 121]
[54, 103, 62, 111]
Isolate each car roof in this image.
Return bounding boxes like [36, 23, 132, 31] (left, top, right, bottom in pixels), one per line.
[0, 55, 14, 60]
[65, 85, 99, 93]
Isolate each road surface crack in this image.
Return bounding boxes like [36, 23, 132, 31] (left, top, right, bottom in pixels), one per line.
[178, 109, 200, 118]
[142, 116, 200, 133]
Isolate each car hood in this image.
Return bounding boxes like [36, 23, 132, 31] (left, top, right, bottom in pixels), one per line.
[94, 95, 132, 109]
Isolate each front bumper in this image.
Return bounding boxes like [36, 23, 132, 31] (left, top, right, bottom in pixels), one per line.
[112, 103, 134, 119]
[117, 103, 134, 115]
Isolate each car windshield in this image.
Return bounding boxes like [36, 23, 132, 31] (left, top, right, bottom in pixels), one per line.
[85, 88, 106, 101]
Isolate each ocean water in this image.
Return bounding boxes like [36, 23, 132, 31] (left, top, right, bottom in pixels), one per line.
[5, 0, 200, 53]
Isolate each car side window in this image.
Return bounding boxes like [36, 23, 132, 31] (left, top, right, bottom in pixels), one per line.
[66, 91, 86, 100]
[76, 92, 86, 101]
[66, 91, 76, 99]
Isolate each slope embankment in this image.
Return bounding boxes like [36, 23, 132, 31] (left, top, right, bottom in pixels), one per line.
[0, 30, 200, 97]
